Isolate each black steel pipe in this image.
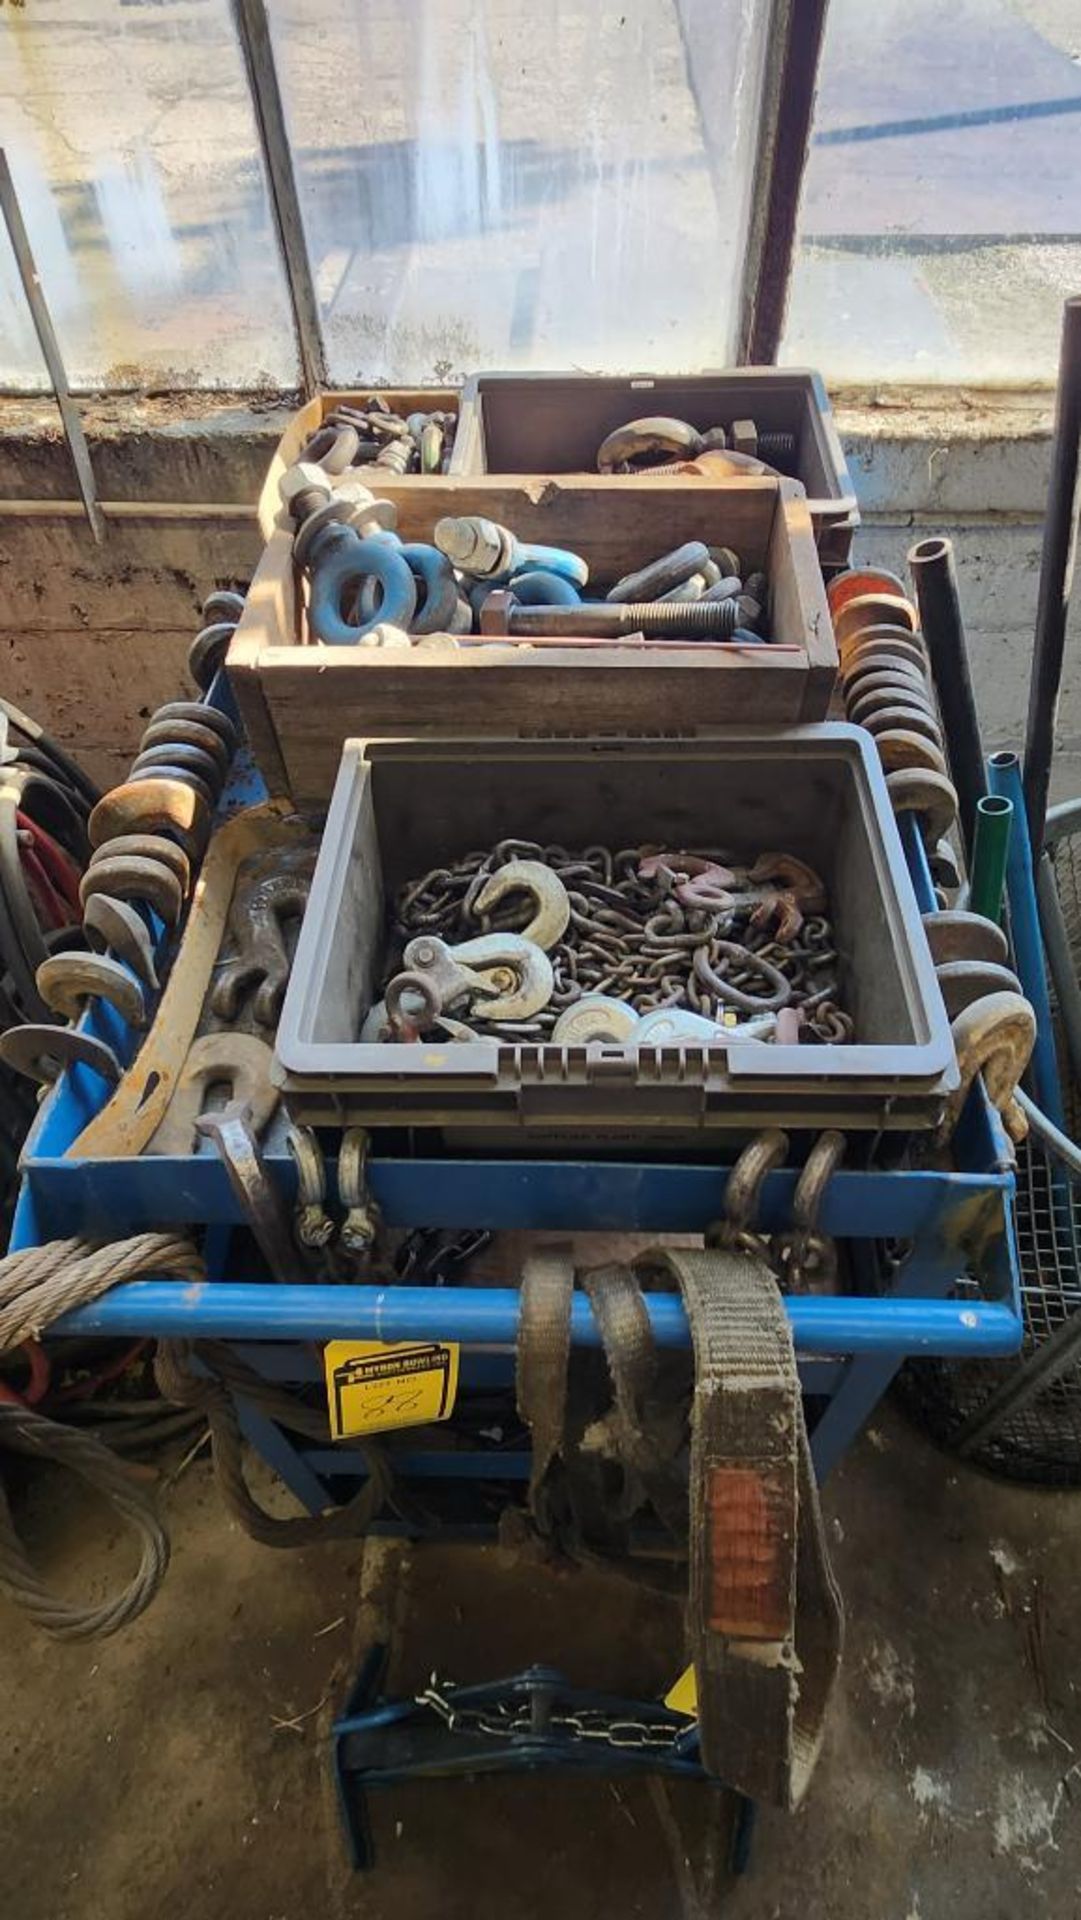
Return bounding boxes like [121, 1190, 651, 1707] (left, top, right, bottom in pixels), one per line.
[908, 535, 985, 865]
[1023, 295, 1081, 861]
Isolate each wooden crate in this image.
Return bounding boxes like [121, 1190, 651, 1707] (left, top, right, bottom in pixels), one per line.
[257, 388, 459, 540]
[228, 474, 838, 807]
[452, 368, 859, 565]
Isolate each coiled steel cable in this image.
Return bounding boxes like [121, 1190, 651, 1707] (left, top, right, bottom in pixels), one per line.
[0, 1404, 170, 1640]
[0, 1233, 203, 1352]
[0, 698, 101, 813]
[0, 1232, 202, 1639]
[0, 703, 96, 1025]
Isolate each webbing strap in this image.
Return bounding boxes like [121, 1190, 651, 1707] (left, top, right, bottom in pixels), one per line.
[583, 1265, 688, 1537]
[655, 1245, 844, 1808]
[517, 1250, 574, 1534]
[514, 1245, 842, 1806]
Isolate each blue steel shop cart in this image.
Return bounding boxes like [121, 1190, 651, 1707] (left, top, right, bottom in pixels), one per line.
[11, 773, 1022, 1495]
[6, 722, 1023, 1859]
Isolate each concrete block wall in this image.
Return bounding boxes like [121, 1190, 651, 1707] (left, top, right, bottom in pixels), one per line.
[0, 397, 279, 789]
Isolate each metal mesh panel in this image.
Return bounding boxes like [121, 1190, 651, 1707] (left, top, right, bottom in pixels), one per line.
[900, 830, 1081, 1483]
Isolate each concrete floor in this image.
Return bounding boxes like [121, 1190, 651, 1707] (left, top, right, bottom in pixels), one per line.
[5, 1397, 1081, 1918]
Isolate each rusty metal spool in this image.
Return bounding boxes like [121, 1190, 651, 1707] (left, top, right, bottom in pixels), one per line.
[834, 593, 920, 654]
[860, 704, 944, 749]
[841, 628, 930, 675]
[827, 568, 908, 620]
[885, 767, 959, 845]
[839, 601, 949, 782]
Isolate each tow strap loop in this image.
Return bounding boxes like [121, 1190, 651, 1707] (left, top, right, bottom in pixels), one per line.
[516, 1245, 843, 1808]
[652, 1245, 843, 1807]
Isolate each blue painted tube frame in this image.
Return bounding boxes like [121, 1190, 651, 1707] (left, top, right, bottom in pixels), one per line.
[54, 1280, 1021, 1358]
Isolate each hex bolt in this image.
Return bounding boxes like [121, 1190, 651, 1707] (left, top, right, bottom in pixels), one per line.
[607, 541, 712, 604]
[657, 573, 708, 603]
[278, 459, 333, 517]
[731, 418, 758, 457]
[479, 594, 741, 639]
[702, 574, 742, 603]
[435, 515, 588, 587]
[336, 481, 398, 538]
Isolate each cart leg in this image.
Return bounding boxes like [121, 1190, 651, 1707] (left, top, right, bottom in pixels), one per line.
[236, 1401, 334, 1515]
[809, 1250, 958, 1478]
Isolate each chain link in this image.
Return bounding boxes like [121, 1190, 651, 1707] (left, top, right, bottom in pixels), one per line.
[415, 1681, 686, 1752]
[392, 842, 850, 1039]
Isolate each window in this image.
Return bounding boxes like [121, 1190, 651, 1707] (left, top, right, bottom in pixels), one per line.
[782, 0, 1081, 384]
[266, 0, 769, 383]
[0, 0, 296, 389]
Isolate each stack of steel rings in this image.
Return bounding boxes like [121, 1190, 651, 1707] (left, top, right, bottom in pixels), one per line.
[188, 588, 248, 692]
[829, 567, 961, 860]
[0, 699, 239, 1093]
[362, 840, 853, 1046]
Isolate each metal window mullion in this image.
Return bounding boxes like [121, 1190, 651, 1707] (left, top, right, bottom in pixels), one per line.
[0, 151, 105, 543]
[231, 0, 327, 396]
[735, 0, 831, 366]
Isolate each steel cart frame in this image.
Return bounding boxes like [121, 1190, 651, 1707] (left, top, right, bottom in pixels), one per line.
[4, 716, 1025, 1864]
[10, 742, 1022, 1495]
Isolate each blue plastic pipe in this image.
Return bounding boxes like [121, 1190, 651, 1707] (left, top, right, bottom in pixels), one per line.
[896, 810, 936, 913]
[987, 749, 1066, 1128]
[54, 1282, 1022, 1358]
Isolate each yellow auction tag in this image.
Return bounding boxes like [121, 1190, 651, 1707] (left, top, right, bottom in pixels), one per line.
[664, 1664, 698, 1719]
[323, 1339, 460, 1439]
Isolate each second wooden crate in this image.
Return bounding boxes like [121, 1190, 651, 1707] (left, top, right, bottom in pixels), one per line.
[227, 474, 838, 808]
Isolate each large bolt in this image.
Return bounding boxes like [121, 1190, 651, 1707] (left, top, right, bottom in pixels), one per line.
[607, 541, 712, 603]
[479, 593, 742, 639]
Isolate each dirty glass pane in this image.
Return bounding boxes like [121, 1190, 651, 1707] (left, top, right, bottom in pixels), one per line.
[267, 0, 768, 385]
[782, 0, 1081, 385]
[0, 0, 296, 390]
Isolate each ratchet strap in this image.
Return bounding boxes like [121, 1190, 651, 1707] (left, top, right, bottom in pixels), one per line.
[515, 1246, 843, 1808]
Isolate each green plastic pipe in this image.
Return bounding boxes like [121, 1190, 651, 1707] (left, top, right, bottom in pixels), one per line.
[968, 793, 1012, 923]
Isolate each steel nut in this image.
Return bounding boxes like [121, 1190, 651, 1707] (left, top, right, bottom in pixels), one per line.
[278, 460, 333, 511]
